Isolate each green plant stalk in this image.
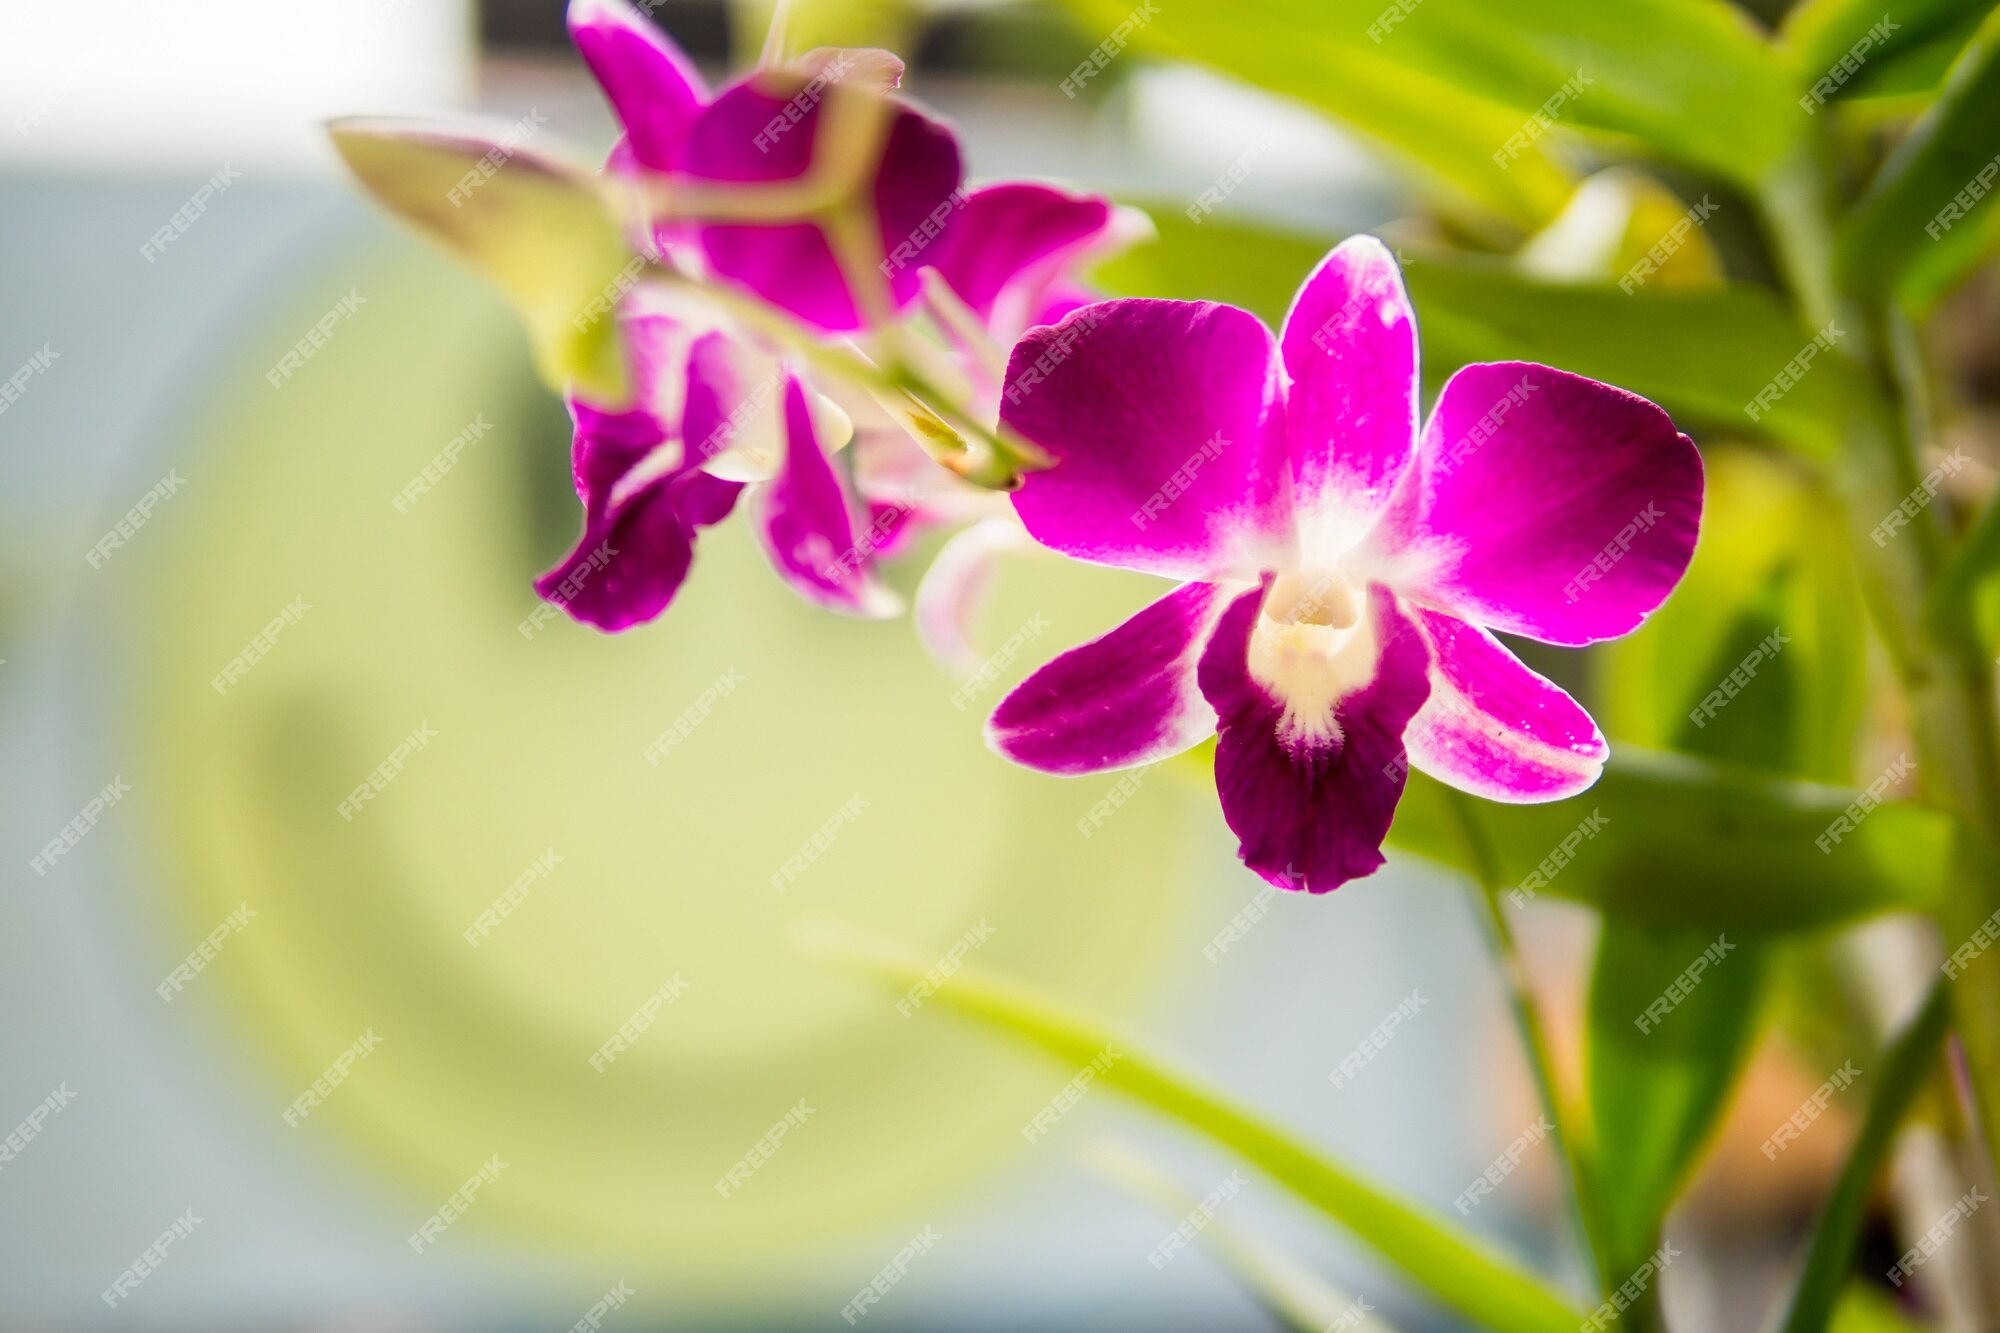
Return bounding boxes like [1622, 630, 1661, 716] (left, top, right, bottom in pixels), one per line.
[1778, 982, 1951, 1333]
[803, 925, 1587, 1333]
[1759, 151, 2000, 1200]
[1445, 790, 1614, 1299]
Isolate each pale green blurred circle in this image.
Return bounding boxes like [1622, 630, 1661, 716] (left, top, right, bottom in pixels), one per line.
[132, 251, 1207, 1279]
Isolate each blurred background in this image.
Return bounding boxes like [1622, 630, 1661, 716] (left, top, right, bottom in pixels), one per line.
[0, 0, 1912, 1329]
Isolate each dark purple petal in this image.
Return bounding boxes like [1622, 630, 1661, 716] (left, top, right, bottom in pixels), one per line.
[1002, 299, 1293, 581]
[1278, 236, 1419, 560]
[568, 0, 708, 172]
[1363, 362, 1703, 645]
[987, 581, 1229, 774]
[683, 80, 963, 332]
[1404, 608, 1607, 801]
[1197, 582, 1431, 893]
[929, 181, 1114, 336]
[751, 376, 899, 615]
[535, 472, 696, 632]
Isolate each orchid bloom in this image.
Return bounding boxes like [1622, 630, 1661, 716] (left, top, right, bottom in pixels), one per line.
[568, 0, 961, 331]
[985, 237, 1704, 892]
[541, 1, 1146, 636]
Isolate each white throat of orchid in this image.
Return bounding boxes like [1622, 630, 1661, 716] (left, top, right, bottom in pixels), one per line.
[1248, 567, 1383, 750]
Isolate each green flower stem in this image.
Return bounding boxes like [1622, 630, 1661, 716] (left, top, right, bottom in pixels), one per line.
[800, 924, 1587, 1333]
[1446, 790, 1613, 1300]
[1760, 150, 2000, 1228]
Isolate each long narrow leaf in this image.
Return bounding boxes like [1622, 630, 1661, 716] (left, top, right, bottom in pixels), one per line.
[1778, 983, 1952, 1333]
[801, 926, 1586, 1333]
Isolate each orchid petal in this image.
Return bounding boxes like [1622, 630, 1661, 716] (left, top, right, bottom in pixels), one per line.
[752, 376, 901, 616]
[1404, 608, 1607, 802]
[986, 581, 1230, 775]
[1362, 362, 1703, 646]
[790, 47, 906, 91]
[930, 181, 1114, 340]
[1002, 299, 1293, 582]
[535, 477, 697, 633]
[913, 518, 1035, 670]
[567, 0, 709, 172]
[1278, 236, 1420, 563]
[1198, 583, 1431, 893]
[683, 81, 963, 332]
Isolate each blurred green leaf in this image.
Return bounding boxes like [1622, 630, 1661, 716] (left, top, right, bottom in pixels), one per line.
[1389, 752, 1948, 931]
[329, 118, 635, 404]
[1048, 0, 1578, 232]
[1094, 212, 1882, 460]
[1055, 0, 1800, 227]
[1837, 5, 2000, 307]
[1400, 256, 1870, 461]
[805, 926, 1586, 1333]
[1586, 924, 1765, 1282]
[1836, 9, 1993, 108]
[1779, 984, 1950, 1333]
[1783, 0, 1991, 101]
[1309, 0, 1799, 186]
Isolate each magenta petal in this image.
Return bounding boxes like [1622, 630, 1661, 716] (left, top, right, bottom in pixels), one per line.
[1197, 584, 1431, 893]
[752, 376, 898, 616]
[987, 581, 1229, 775]
[930, 182, 1114, 335]
[1003, 299, 1293, 581]
[684, 81, 963, 332]
[1367, 362, 1704, 646]
[568, 0, 708, 172]
[1404, 608, 1607, 801]
[1279, 236, 1419, 558]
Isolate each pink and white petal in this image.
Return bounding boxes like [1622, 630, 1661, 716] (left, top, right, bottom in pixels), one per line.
[1404, 608, 1607, 801]
[789, 47, 906, 90]
[1363, 362, 1703, 646]
[929, 181, 1114, 336]
[986, 581, 1230, 775]
[1197, 583, 1432, 894]
[567, 0, 708, 172]
[1278, 236, 1420, 562]
[680, 331, 788, 479]
[752, 376, 901, 617]
[1002, 299, 1294, 582]
[913, 518, 1035, 670]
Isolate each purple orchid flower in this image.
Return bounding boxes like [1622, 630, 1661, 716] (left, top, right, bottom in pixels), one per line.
[536, 294, 898, 630]
[984, 236, 1704, 893]
[567, 0, 963, 332]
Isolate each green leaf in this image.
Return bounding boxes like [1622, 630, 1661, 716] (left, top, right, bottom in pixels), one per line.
[1779, 984, 1951, 1333]
[1054, 0, 1800, 225]
[1306, 0, 1800, 188]
[328, 118, 637, 404]
[1585, 923, 1766, 1279]
[1388, 751, 1949, 932]
[1400, 256, 1873, 462]
[1836, 5, 2000, 307]
[1047, 0, 1578, 232]
[1783, 0, 1991, 103]
[800, 925, 1587, 1333]
[1093, 212, 1885, 461]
